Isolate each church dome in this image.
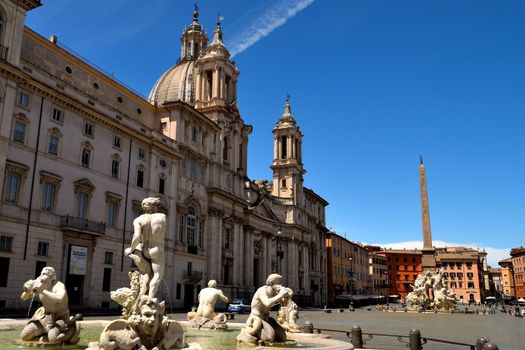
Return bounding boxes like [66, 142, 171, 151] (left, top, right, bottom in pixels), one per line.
[148, 60, 196, 106]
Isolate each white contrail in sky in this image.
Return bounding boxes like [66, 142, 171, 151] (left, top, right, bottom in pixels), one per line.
[228, 0, 315, 57]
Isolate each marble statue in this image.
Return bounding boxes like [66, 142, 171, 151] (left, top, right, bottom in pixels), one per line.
[407, 268, 458, 311]
[236, 274, 293, 346]
[95, 295, 187, 350]
[124, 197, 166, 298]
[278, 292, 301, 333]
[19, 266, 80, 345]
[187, 280, 229, 330]
[88, 197, 198, 350]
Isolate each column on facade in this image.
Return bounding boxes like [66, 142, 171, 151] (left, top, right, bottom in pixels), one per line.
[195, 70, 202, 102]
[220, 69, 226, 99]
[274, 137, 279, 160]
[233, 223, 240, 285]
[206, 215, 216, 281]
[212, 68, 220, 99]
[240, 224, 246, 286]
[263, 233, 270, 279]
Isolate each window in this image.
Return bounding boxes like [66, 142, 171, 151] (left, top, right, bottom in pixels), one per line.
[0, 257, 10, 287]
[281, 178, 286, 188]
[0, 236, 13, 252]
[77, 192, 88, 219]
[104, 251, 114, 264]
[450, 282, 457, 288]
[467, 272, 474, 280]
[223, 137, 228, 161]
[281, 136, 287, 159]
[466, 262, 472, 269]
[192, 127, 198, 142]
[190, 159, 196, 178]
[158, 177, 165, 195]
[17, 91, 30, 108]
[181, 159, 186, 176]
[111, 159, 120, 178]
[132, 202, 142, 218]
[107, 201, 118, 227]
[202, 132, 207, 147]
[184, 120, 189, 136]
[41, 182, 55, 212]
[457, 272, 464, 279]
[137, 169, 144, 188]
[468, 282, 475, 289]
[81, 148, 91, 168]
[160, 122, 167, 131]
[198, 220, 204, 247]
[187, 207, 196, 246]
[178, 215, 185, 243]
[48, 135, 59, 155]
[13, 121, 26, 143]
[102, 267, 112, 291]
[84, 122, 94, 136]
[159, 159, 167, 168]
[113, 136, 121, 149]
[138, 147, 145, 159]
[35, 261, 47, 278]
[4, 173, 20, 204]
[51, 108, 63, 122]
[200, 165, 205, 183]
[37, 241, 49, 256]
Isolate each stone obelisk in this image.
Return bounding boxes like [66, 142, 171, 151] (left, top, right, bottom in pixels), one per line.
[419, 157, 436, 271]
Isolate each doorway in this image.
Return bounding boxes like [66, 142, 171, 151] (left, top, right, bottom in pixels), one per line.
[65, 244, 87, 305]
[184, 284, 195, 310]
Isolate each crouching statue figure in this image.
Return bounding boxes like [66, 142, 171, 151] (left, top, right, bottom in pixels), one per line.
[236, 274, 293, 346]
[187, 280, 229, 330]
[20, 266, 80, 345]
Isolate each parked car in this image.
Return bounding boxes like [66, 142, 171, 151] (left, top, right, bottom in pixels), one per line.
[227, 299, 251, 314]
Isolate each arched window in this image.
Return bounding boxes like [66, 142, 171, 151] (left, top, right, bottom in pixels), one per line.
[187, 206, 196, 246]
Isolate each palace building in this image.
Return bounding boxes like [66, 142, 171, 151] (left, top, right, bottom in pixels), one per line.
[0, 1, 329, 310]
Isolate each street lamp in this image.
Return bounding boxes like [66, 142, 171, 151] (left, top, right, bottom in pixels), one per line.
[276, 227, 283, 273]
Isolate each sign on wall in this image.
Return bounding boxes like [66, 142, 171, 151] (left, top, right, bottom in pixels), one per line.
[69, 245, 88, 275]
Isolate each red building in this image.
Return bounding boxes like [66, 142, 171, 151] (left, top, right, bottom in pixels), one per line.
[378, 249, 422, 302]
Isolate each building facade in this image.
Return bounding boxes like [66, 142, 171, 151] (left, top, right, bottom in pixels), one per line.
[368, 252, 388, 296]
[499, 258, 515, 297]
[435, 247, 486, 304]
[379, 249, 422, 302]
[510, 247, 525, 299]
[0, 1, 329, 310]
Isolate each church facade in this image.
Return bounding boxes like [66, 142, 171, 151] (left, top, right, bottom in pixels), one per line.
[0, 1, 329, 310]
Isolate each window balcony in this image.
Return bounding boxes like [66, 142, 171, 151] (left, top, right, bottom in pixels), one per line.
[60, 215, 105, 235]
[183, 270, 203, 282]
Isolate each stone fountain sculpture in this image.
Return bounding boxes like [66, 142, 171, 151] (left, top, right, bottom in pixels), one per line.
[187, 280, 229, 330]
[407, 268, 458, 311]
[88, 197, 194, 350]
[19, 266, 81, 345]
[277, 291, 301, 333]
[236, 274, 294, 346]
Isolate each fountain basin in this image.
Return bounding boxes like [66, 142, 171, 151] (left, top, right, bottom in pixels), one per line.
[0, 320, 353, 350]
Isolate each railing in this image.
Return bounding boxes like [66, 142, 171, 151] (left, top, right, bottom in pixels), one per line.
[313, 325, 499, 350]
[183, 270, 203, 281]
[187, 245, 198, 254]
[60, 215, 106, 235]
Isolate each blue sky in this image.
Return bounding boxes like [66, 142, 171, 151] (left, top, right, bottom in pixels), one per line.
[26, 1, 525, 265]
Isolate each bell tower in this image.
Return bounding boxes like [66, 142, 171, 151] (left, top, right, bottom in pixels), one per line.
[194, 17, 239, 112]
[180, 4, 208, 61]
[271, 96, 305, 202]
